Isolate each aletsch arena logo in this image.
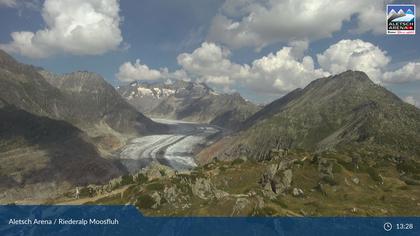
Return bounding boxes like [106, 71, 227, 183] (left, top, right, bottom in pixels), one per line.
[387, 4, 416, 35]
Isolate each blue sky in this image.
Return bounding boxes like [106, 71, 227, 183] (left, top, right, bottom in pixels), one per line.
[0, 0, 419, 105]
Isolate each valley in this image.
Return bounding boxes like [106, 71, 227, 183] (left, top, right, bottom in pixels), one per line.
[119, 118, 222, 172]
[1, 49, 419, 216]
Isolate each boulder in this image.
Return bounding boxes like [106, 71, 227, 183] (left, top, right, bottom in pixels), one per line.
[163, 186, 178, 204]
[260, 160, 294, 195]
[269, 169, 293, 194]
[191, 178, 214, 200]
[318, 158, 335, 183]
[151, 192, 161, 209]
[292, 188, 304, 197]
[231, 198, 251, 216]
[351, 176, 360, 185]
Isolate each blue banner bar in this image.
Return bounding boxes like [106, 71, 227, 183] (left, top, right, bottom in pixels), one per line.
[0, 205, 418, 236]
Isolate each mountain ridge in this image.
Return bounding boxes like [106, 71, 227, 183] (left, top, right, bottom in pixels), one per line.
[118, 79, 259, 129]
[0, 50, 165, 202]
[198, 70, 420, 163]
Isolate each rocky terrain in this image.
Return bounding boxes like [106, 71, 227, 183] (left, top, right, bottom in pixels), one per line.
[117, 80, 259, 130]
[0, 50, 165, 202]
[198, 71, 420, 164]
[50, 149, 420, 216]
[39, 70, 165, 136]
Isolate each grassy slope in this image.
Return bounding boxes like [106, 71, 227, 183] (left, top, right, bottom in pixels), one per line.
[55, 149, 420, 216]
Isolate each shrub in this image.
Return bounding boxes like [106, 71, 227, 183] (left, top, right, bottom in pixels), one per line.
[136, 194, 155, 209]
[397, 160, 420, 174]
[231, 158, 244, 165]
[79, 187, 93, 198]
[332, 163, 343, 173]
[146, 182, 164, 191]
[121, 175, 134, 185]
[367, 167, 382, 182]
[135, 173, 148, 184]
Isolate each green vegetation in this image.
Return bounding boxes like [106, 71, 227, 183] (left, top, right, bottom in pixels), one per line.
[366, 167, 382, 182]
[81, 148, 420, 217]
[135, 173, 148, 184]
[136, 194, 155, 209]
[146, 182, 165, 191]
[121, 175, 134, 185]
[231, 158, 244, 165]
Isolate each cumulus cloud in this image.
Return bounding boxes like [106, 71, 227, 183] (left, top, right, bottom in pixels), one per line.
[175, 41, 327, 93]
[316, 40, 420, 84]
[403, 96, 420, 107]
[247, 42, 328, 94]
[117, 39, 420, 99]
[174, 39, 420, 94]
[176, 42, 248, 87]
[119, 41, 328, 95]
[383, 63, 420, 83]
[208, 0, 387, 49]
[116, 59, 163, 82]
[317, 39, 390, 83]
[0, 0, 123, 58]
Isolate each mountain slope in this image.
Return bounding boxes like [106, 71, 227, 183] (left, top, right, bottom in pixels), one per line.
[0, 106, 125, 202]
[39, 70, 165, 135]
[199, 71, 420, 162]
[118, 80, 259, 129]
[0, 50, 67, 118]
[0, 50, 164, 202]
[0, 49, 165, 137]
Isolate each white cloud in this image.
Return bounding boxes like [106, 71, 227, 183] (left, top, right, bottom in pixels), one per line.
[0, 0, 17, 7]
[0, 0, 123, 58]
[176, 42, 249, 87]
[118, 41, 327, 95]
[383, 63, 420, 83]
[116, 59, 163, 82]
[117, 39, 419, 99]
[247, 43, 328, 94]
[317, 39, 390, 83]
[403, 96, 420, 107]
[175, 41, 327, 95]
[0, 0, 41, 9]
[405, 97, 416, 105]
[208, 0, 387, 49]
[316, 39, 420, 85]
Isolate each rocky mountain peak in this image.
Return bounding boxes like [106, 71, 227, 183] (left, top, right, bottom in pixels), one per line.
[204, 71, 420, 163]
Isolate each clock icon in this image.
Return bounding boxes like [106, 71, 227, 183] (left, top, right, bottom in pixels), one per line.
[384, 222, 393, 231]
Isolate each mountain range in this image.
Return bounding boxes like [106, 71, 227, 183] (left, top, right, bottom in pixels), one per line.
[117, 80, 259, 130]
[1, 48, 420, 213]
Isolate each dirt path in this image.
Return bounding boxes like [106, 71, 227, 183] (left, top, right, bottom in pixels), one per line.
[55, 185, 132, 205]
